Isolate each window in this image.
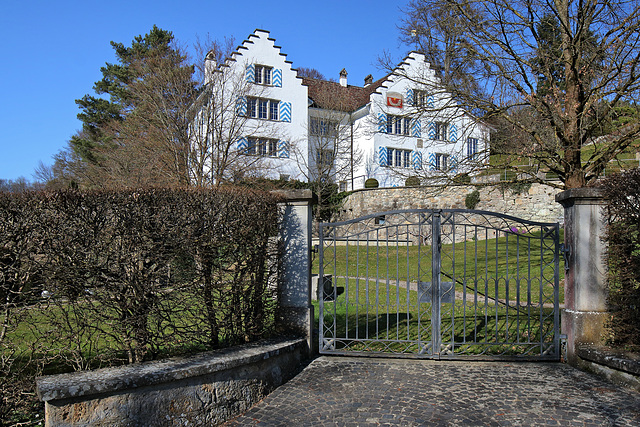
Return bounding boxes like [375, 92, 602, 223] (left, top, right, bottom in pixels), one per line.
[316, 149, 334, 168]
[434, 121, 448, 141]
[387, 115, 411, 135]
[310, 118, 338, 136]
[435, 153, 450, 171]
[414, 90, 429, 107]
[246, 137, 278, 157]
[467, 137, 479, 160]
[385, 147, 412, 168]
[246, 97, 279, 120]
[255, 65, 272, 85]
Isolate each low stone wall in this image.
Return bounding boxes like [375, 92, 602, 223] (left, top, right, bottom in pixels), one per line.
[338, 183, 563, 224]
[576, 346, 640, 392]
[36, 338, 307, 426]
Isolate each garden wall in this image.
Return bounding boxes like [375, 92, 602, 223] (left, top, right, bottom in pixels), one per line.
[338, 183, 562, 224]
[36, 338, 307, 426]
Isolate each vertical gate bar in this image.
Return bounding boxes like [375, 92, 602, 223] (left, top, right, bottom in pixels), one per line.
[332, 226, 338, 343]
[505, 231, 510, 343]
[385, 226, 390, 341]
[494, 227, 499, 343]
[474, 225, 479, 344]
[376, 227, 380, 339]
[527, 237, 532, 344]
[516, 233, 521, 344]
[356, 231, 360, 341]
[450, 212, 456, 352]
[432, 211, 441, 355]
[366, 228, 371, 340]
[539, 225, 544, 354]
[417, 214, 424, 352]
[345, 235, 350, 339]
[406, 223, 411, 344]
[484, 227, 489, 344]
[319, 224, 325, 349]
[396, 223, 400, 342]
[463, 224, 468, 346]
[554, 224, 560, 357]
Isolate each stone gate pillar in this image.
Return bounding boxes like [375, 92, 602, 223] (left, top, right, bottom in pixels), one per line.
[275, 189, 315, 356]
[556, 188, 608, 364]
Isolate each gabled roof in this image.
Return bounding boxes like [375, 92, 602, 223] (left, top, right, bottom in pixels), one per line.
[302, 76, 386, 113]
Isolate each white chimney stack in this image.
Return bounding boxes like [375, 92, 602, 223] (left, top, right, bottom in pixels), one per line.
[204, 50, 217, 84]
[339, 68, 348, 87]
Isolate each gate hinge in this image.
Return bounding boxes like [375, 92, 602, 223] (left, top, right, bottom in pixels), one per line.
[560, 243, 570, 272]
[311, 244, 319, 254]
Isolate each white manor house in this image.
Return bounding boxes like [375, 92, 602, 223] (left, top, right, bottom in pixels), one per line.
[194, 29, 490, 190]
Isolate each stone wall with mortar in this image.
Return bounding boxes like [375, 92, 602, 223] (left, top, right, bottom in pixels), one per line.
[36, 338, 307, 426]
[337, 183, 563, 224]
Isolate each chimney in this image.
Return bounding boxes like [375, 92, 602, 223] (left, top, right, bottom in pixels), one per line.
[339, 68, 348, 87]
[364, 74, 373, 87]
[204, 50, 217, 84]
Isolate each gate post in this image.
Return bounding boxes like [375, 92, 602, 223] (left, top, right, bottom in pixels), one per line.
[556, 188, 608, 364]
[275, 189, 315, 356]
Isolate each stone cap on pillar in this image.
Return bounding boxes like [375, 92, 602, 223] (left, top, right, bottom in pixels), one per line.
[271, 189, 316, 204]
[556, 187, 605, 207]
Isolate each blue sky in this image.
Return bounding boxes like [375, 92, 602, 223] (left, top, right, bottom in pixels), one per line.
[0, 0, 410, 181]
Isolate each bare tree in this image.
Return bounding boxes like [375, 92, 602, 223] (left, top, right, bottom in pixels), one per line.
[396, 0, 640, 189]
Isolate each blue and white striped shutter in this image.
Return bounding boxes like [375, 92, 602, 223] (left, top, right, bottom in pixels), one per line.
[428, 152, 436, 171]
[411, 119, 421, 137]
[245, 65, 255, 83]
[449, 123, 458, 142]
[449, 155, 458, 173]
[272, 69, 282, 87]
[427, 95, 435, 108]
[236, 96, 247, 116]
[406, 88, 414, 106]
[378, 146, 388, 166]
[412, 151, 422, 170]
[428, 121, 436, 139]
[378, 113, 387, 133]
[278, 140, 290, 158]
[279, 102, 291, 122]
[237, 137, 249, 152]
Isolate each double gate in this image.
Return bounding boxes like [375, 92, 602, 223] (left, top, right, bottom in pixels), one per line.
[318, 209, 561, 360]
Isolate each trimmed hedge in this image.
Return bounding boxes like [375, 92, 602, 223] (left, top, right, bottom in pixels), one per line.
[0, 187, 283, 423]
[601, 170, 640, 351]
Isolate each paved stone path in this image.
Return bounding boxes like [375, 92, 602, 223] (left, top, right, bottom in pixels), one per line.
[226, 356, 640, 426]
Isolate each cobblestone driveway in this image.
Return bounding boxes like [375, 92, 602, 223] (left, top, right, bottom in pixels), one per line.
[226, 356, 640, 426]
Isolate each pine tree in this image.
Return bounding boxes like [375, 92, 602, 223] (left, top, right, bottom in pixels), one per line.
[70, 25, 178, 165]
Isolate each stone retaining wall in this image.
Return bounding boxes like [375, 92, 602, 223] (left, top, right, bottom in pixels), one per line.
[36, 338, 307, 426]
[338, 183, 563, 224]
[576, 346, 640, 392]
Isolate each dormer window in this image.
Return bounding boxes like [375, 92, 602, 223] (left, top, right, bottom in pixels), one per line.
[255, 65, 272, 85]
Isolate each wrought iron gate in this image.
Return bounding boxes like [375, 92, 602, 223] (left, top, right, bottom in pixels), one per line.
[318, 209, 561, 360]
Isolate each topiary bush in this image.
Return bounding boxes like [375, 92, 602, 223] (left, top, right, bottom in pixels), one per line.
[405, 176, 420, 187]
[364, 178, 379, 188]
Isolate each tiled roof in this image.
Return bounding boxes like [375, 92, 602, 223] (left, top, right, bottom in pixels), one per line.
[301, 76, 387, 113]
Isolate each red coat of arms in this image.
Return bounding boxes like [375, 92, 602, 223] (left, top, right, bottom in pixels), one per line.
[386, 92, 403, 108]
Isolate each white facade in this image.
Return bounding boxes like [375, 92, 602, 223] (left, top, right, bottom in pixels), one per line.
[355, 52, 490, 189]
[197, 30, 489, 188]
